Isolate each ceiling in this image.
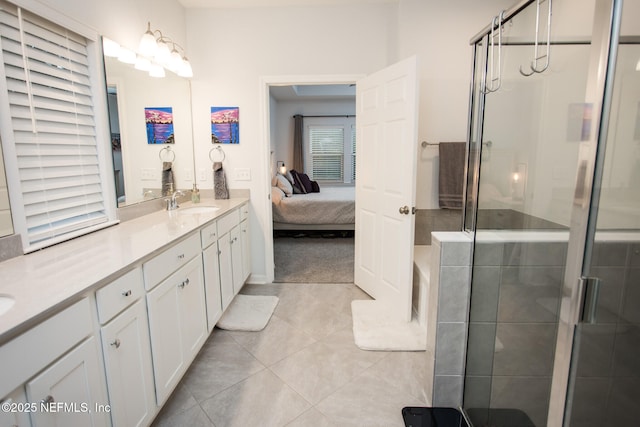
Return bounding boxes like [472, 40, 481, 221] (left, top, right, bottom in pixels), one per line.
[269, 84, 355, 101]
[178, 0, 396, 8]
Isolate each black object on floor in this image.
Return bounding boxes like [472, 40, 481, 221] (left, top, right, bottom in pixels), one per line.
[402, 407, 469, 427]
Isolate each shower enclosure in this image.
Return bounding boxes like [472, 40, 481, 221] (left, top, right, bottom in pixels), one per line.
[462, 0, 640, 425]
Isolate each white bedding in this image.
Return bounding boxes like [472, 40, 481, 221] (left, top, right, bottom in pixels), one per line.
[272, 186, 355, 227]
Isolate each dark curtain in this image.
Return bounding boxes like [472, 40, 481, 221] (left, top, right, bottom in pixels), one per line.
[293, 114, 304, 171]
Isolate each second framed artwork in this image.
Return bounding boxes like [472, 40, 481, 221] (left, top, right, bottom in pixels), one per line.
[211, 106, 239, 144]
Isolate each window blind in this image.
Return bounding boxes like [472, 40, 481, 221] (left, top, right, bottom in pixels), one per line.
[309, 126, 344, 181]
[0, 4, 111, 250]
[351, 124, 356, 182]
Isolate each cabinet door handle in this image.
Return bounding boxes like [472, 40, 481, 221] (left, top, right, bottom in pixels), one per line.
[177, 253, 185, 260]
[178, 281, 185, 289]
[110, 339, 121, 349]
[210, 232, 216, 239]
[184, 278, 190, 286]
[41, 395, 55, 405]
[218, 250, 222, 255]
[122, 290, 132, 297]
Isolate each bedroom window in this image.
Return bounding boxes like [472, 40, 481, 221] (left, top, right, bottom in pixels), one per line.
[305, 116, 355, 184]
[0, 1, 117, 252]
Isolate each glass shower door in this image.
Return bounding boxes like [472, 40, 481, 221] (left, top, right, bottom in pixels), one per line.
[564, 6, 640, 424]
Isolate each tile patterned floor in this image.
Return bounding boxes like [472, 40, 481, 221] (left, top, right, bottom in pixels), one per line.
[151, 283, 431, 427]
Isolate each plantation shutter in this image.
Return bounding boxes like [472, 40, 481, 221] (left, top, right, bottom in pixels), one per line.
[0, 3, 113, 251]
[351, 124, 356, 182]
[308, 126, 344, 181]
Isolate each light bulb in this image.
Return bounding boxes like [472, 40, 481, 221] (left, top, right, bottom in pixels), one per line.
[168, 48, 183, 72]
[149, 63, 165, 78]
[134, 56, 151, 71]
[155, 40, 171, 64]
[117, 48, 136, 64]
[102, 38, 120, 57]
[177, 58, 193, 78]
[139, 23, 158, 57]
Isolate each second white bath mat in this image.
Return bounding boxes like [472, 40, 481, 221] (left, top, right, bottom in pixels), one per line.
[351, 300, 427, 351]
[217, 294, 279, 331]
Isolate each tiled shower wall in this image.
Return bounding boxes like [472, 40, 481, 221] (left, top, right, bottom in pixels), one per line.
[415, 209, 462, 245]
[465, 239, 567, 427]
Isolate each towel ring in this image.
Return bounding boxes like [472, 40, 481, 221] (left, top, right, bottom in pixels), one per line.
[209, 145, 226, 162]
[159, 146, 175, 162]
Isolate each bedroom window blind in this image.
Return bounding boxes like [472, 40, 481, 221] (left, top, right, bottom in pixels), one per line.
[308, 126, 344, 181]
[305, 116, 355, 184]
[0, 2, 116, 252]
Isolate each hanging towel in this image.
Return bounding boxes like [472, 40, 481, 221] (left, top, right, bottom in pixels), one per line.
[161, 161, 175, 196]
[438, 142, 466, 209]
[213, 161, 229, 199]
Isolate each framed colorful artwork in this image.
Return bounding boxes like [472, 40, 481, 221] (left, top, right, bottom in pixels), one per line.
[145, 107, 175, 144]
[211, 107, 239, 144]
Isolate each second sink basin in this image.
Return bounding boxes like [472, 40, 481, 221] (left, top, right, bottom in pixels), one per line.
[0, 294, 15, 316]
[179, 206, 220, 214]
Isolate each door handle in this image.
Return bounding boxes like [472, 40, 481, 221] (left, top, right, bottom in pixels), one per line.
[399, 206, 410, 215]
[580, 276, 601, 324]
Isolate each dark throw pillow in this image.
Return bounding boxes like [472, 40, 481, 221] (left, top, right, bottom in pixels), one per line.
[290, 170, 308, 194]
[297, 173, 314, 194]
[310, 180, 320, 193]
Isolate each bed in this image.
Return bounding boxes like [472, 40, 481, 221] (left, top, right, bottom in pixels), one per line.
[271, 185, 355, 230]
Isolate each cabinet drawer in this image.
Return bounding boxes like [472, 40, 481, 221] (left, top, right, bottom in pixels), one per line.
[143, 233, 200, 291]
[96, 268, 144, 324]
[217, 209, 240, 236]
[240, 203, 249, 221]
[200, 220, 218, 249]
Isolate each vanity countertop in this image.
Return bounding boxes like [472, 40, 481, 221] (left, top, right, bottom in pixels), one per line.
[0, 198, 248, 344]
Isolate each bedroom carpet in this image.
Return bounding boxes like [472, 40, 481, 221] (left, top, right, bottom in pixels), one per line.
[273, 234, 354, 283]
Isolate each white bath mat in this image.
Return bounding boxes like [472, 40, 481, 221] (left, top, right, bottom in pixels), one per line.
[217, 294, 279, 331]
[351, 300, 427, 351]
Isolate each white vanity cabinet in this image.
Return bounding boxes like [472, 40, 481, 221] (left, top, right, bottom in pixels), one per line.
[201, 221, 223, 331]
[146, 244, 207, 405]
[96, 268, 155, 427]
[0, 387, 30, 427]
[0, 299, 109, 427]
[26, 336, 109, 427]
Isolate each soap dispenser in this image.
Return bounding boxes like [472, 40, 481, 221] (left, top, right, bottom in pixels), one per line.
[191, 183, 200, 203]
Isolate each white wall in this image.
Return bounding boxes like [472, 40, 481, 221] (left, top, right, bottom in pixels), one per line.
[397, 0, 515, 209]
[27, 0, 187, 54]
[186, 3, 397, 281]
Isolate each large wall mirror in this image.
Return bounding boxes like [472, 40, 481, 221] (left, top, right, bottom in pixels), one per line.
[104, 53, 194, 207]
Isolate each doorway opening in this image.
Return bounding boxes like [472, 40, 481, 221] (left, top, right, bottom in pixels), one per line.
[260, 75, 362, 284]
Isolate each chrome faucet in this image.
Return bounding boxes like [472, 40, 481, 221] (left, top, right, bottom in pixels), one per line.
[166, 190, 185, 210]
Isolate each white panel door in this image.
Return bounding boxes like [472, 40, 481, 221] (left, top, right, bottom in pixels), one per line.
[354, 56, 419, 322]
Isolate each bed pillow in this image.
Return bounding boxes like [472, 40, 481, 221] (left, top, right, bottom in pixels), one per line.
[274, 173, 293, 196]
[296, 172, 314, 194]
[311, 180, 320, 193]
[290, 170, 307, 194]
[271, 186, 285, 204]
[286, 170, 303, 193]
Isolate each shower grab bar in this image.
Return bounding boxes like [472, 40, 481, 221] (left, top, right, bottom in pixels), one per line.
[519, 0, 552, 76]
[482, 11, 506, 94]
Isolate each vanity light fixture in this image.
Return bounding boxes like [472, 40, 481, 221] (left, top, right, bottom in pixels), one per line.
[138, 22, 193, 78]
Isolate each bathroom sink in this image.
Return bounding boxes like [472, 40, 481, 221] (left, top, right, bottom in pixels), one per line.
[0, 294, 15, 316]
[179, 206, 220, 214]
